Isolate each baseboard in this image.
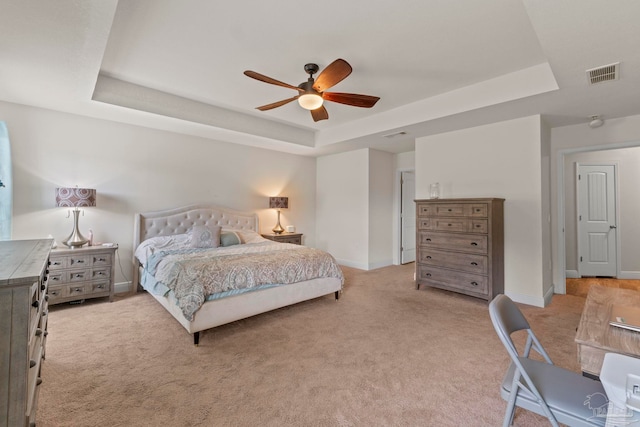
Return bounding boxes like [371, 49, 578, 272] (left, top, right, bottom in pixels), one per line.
[619, 271, 640, 279]
[565, 270, 579, 278]
[114, 281, 133, 294]
[505, 291, 546, 308]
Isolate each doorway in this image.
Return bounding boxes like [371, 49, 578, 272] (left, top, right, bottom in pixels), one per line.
[400, 171, 415, 264]
[576, 163, 618, 277]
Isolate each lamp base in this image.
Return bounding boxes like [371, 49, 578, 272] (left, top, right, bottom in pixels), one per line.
[272, 210, 284, 235]
[63, 209, 88, 248]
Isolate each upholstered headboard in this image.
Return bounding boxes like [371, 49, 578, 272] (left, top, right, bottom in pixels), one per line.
[131, 204, 259, 288]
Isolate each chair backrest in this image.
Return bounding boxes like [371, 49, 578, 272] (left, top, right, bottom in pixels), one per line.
[489, 294, 552, 363]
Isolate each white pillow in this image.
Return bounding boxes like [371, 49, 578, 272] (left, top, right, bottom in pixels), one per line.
[135, 234, 191, 265]
[224, 229, 268, 244]
[189, 224, 221, 248]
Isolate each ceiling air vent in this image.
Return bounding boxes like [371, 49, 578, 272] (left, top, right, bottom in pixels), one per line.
[586, 62, 620, 85]
[383, 131, 407, 139]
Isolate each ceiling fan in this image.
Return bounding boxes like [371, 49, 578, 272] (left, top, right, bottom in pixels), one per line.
[244, 59, 380, 122]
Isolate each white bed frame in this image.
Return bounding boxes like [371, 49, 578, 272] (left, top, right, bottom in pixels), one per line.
[132, 204, 342, 345]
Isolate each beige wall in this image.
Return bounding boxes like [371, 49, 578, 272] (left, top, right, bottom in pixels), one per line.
[0, 100, 317, 290]
[368, 149, 394, 268]
[415, 115, 550, 306]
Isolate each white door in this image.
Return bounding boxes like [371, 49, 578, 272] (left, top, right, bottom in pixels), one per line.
[401, 171, 415, 264]
[577, 164, 617, 277]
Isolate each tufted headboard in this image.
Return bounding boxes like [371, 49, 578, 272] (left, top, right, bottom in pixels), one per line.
[132, 204, 259, 288]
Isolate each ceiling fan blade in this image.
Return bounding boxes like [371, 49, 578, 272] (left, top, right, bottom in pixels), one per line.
[256, 96, 299, 111]
[313, 59, 352, 92]
[244, 70, 304, 92]
[310, 105, 329, 122]
[322, 92, 380, 108]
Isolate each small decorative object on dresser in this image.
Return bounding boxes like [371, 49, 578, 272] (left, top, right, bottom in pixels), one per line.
[48, 244, 117, 304]
[261, 232, 303, 245]
[0, 239, 52, 427]
[415, 198, 504, 301]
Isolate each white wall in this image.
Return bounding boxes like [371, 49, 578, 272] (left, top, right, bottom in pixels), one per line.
[0, 100, 317, 290]
[415, 115, 549, 306]
[368, 149, 394, 269]
[316, 149, 369, 268]
[316, 148, 395, 270]
[551, 115, 640, 286]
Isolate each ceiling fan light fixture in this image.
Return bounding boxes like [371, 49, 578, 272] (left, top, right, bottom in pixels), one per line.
[298, 93, 324, 110]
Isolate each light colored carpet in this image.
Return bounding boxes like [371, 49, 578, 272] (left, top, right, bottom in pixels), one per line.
[38, 264, 587, 426]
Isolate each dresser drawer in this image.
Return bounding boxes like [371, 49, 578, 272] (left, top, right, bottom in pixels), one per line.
[431, 218, 488, 234]
[419, 249, 488, 274]
[92, 253, 112, 266]
[470, 204, 488, 217]
[49, 283, 89, 302]
[89, 280, 110, 295]
[68, 269, 90, 282]
[419, 232, 488, 254]
[48, 256, 67, 270]
[68, 255, 91, 269]
[92, 267, 111, 280]
[417, 265, 488, 295]
[418, 204, 436, 217]
[435, 204, 466, 217]
[418, 218, 432, 230]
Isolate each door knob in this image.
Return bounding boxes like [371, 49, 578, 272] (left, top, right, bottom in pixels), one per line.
[610, 225, 617, 229]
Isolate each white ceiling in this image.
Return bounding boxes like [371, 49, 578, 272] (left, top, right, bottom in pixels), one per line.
[1, 0, 640, 156]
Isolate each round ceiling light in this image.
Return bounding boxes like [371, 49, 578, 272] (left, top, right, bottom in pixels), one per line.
[298, 93, 324, 110]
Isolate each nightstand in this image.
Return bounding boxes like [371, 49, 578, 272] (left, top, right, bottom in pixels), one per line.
[48, 244, 117, 304]
[261, 232, 303, 245]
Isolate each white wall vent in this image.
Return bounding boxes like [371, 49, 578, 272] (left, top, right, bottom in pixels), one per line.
[586, 62, 620, 85]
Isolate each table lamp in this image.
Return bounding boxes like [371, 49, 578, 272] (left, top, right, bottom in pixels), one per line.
[269, 196, 288, 234]
[56, 187, 96, 248]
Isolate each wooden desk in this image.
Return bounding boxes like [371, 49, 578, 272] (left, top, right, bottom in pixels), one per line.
[575, 285, 640, 378]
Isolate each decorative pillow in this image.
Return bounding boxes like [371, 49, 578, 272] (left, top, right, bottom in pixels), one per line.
[235, 229, 268, 244]
[220, 230, 241, 247]
[189, 225, 221, 248]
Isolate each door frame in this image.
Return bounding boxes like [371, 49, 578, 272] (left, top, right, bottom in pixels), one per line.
[556, 142, 639, 294]
[400, 170, 416, 264]
[575, 162, 620, 278]
[395, 168, 415, 265]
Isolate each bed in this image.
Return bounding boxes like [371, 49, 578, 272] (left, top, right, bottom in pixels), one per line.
[132, 204, 344, 345]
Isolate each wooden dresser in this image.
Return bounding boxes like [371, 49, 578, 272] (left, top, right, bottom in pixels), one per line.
[0, 239, 52, 427]
[415, 198, 504, 301]
[48, 245, 117, 305]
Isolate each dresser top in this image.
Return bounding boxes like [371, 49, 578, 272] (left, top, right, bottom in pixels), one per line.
[0, 239, 52, 287]
[415, 197, 505, 203]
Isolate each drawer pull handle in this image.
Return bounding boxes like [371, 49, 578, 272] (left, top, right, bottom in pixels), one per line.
[97, 258, 106, 262]
[97, 284, 105, 289]
[45, 295, 49, 301]
[44, 331, 49, 337]
[426, 256, 432, 259]
[471, 262, 478, 266]
[471, 281, 479, 286]
[426, 238, 432, 242]
[42, 311, 47, 316]
[30, 359, 37, 368]
[35, 328, 43, 336]
[51, 261, 61, 266]
[32, 300, 39, 308]
[41, 283, 46, 290]
[476, 224, 481, 228]
[447, 209, 452, 212]
[471, 242, 478, 246]
[37, 378, 42, 386]
[448, 223, 452, 226]
[426, 273, 432, 277]
[52, 277, 59, 281]
[74, 274, 83, 278]
[76, 260, 85, 263]
[97, 272, 105, 276]
[73, 288, 82, 292]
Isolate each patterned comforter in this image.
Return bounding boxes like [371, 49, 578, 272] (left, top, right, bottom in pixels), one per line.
[145, 241, 344, 321]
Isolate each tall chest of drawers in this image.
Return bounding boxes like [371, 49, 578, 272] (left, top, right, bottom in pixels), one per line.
[48, 245, 117, 305]
[415, 198, 504, 301]
[0, 239, 52, 427]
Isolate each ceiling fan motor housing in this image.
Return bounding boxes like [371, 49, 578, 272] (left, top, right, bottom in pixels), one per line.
[304, 63, 319, 75]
